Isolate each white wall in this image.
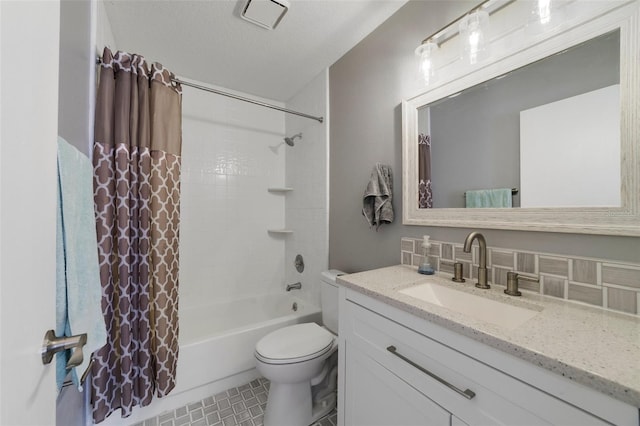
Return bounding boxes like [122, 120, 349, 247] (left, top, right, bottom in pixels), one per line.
[95, 0, 117, 53]
[284, 70, 330, 307]
[179, 84, 287, 309]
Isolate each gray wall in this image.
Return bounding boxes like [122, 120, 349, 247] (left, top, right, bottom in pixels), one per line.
[58, 0, 94, 157]
[329, 1, 640, 274]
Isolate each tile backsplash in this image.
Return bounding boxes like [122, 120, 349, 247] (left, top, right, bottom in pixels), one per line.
[402, 237, 640, 316]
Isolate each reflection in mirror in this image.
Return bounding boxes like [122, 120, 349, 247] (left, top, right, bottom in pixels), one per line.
[417, 30, 620, 209]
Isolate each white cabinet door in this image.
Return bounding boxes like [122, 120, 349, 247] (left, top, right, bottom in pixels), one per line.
[344, 343, 451, 426]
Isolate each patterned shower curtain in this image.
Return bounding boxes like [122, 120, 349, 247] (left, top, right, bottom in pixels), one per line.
[91, 47, 182, 423]
[418, 133, 433, 208]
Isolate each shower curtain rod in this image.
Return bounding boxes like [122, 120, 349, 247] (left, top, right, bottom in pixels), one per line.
[96, 56, 324, 123]
[174, 78, 324, 123]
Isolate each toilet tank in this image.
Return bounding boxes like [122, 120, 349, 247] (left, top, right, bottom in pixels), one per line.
[320, 269, 344, 334]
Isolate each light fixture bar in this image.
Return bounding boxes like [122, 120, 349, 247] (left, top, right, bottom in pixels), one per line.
[420, 0, 515, 46]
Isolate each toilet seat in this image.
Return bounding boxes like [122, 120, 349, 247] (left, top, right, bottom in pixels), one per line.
[255, 323, 335, 365]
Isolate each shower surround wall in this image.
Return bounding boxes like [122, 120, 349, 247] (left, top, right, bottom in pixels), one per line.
[284, 70, 330, 307]
[180, 84, 287, 309]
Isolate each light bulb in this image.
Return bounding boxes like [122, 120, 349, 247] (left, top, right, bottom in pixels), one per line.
[537, 0, 552, 24]
[459, 10, 490, 65]
[526, 0, 566, 35]
[468, 30, 481, 64]
[415, 41, 439, 85]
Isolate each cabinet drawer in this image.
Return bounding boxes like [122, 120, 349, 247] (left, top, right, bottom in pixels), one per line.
[344, 300, 611, 426]
[345, 343, 451, 426]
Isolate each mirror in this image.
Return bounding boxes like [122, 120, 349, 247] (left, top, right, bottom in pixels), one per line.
[402, 0, 640, 235]
[419, 30, 620, 209]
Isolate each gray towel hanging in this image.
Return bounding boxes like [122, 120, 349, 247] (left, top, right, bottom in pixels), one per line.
[362, 163, 394, 230]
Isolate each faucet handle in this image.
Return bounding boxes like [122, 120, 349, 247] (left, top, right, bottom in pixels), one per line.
[452, 262, 465, 283]
[440, 261, 466, 282]
[504, 272, 539, 296]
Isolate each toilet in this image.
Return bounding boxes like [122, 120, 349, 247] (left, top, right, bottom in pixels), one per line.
[255, 270, 343, 426]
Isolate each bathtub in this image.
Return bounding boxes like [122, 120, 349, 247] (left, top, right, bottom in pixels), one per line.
[175, 293, 321, 394]
[101, 293, 321, 425]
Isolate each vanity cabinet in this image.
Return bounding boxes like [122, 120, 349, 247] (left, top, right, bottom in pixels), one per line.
[338, 288, 637, 426]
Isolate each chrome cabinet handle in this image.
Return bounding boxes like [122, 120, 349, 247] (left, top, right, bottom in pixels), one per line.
[387, 345, 476, 400]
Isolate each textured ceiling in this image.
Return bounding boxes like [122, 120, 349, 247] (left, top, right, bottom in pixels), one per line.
[104, 0, 408, 102]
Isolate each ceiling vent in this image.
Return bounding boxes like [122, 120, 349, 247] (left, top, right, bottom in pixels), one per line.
[241, 0, 290, 30]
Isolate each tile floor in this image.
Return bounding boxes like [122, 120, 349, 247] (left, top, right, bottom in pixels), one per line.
[133, 378, 337, 426]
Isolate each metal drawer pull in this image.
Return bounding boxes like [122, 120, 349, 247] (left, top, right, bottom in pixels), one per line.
[387, 345, 476, 400]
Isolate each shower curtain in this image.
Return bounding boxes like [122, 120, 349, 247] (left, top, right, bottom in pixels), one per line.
[418, 133, 433, 208]
[91, 47, 182, 422]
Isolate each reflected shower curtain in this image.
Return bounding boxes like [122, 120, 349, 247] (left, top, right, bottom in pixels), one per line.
[418, 133, 433, 208]
[91, 47, 182, 423]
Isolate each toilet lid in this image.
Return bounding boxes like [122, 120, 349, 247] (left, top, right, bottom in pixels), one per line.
[255, 323, 334, 361]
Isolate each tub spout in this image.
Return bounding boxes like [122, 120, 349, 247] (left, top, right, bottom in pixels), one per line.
[286, 282, 302, 291]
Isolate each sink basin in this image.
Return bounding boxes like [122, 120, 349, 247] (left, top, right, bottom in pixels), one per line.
[399, 282, 539, 330]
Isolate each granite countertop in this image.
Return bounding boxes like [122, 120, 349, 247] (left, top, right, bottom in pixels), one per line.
[337, 264, 640, 408]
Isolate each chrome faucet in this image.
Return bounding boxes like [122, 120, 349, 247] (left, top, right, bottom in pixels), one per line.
[286, 282, 302, 291]
[463, 231, 489, 289]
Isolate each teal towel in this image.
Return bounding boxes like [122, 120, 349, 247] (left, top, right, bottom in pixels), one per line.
[56, 137, 107, 391]
[465, 188, 513, 208]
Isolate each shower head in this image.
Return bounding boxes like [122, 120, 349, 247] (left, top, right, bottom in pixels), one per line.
[284, 133, 302, 146]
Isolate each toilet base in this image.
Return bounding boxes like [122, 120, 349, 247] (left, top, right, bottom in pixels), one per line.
[263, 381, 311, 426]
[263, 381, 336, 426]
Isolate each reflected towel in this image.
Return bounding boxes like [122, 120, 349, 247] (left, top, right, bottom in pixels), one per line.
[465, 188, 513, 208]
[56, 137, 107, 391]
[362, 163, 394, 229]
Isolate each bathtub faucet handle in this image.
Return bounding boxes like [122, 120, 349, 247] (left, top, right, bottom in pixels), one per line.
[286, 282, 302, 291]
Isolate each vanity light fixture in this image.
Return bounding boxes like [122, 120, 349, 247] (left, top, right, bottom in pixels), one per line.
[414, 0, 514, 85]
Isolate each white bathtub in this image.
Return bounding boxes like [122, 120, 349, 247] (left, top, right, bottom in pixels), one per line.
[175, 294, 321, 394]
[179, 294, 318, 345]
[102, 293, 321, 425]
